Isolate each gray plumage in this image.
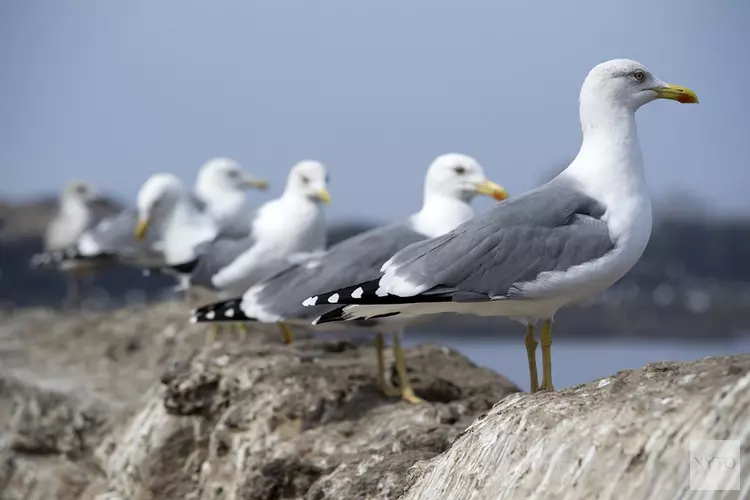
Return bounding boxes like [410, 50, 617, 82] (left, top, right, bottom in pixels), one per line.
[313, 178, 615, 306]
[247, 221, 428, 320]
[79, 209, 160, 263]
[185, 231, 258, 289]
[81, 192, 213, 266]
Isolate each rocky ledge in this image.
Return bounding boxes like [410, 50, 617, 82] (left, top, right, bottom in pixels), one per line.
[0, 303, 747, 500]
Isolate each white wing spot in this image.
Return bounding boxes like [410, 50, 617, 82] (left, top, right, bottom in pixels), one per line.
[205, 311, 216, 320]
[225, 308, 235, 318]
[328, 293, 339, 304]
[351, 287, 363, 299]
[189, 316, 198, 324]
[303, 296, 318, 307]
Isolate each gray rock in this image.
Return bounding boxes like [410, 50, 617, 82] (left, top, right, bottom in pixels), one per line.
[2, 303, 748, 500]
[401, 355, 750, 500]
[0, 303, 518, 500]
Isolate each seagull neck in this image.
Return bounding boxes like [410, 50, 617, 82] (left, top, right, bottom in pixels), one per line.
[201, 188, 245, 226]
[60, 196, 89, 220]
[412, 193, 474, 237]
[162, 197, 218, 264]
[279, 189, 315, 209]
[565, 102, 647, 202]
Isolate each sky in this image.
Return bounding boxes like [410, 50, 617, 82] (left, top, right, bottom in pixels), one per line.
[1, 1, 749, 222]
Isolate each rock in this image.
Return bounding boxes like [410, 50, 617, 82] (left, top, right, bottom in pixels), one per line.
[3, 302, 748, 500]
[401, 355, 750, 500]
[0, 303, 518, 500]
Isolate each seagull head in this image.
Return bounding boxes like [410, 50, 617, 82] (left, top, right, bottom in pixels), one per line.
[196, 157, 269, 194]
[285, 160, 331, 205]
[62, 181, 98, 203]
[424, 153, 508, 203]
[581, 59, 699, 114]
[135, 173, 183, 240]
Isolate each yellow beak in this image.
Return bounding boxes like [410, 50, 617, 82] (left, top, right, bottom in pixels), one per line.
[134, 218, 150, 240]
[475, 180, 509, 201]
[316, 187, 332, 204]
[653, 83, 699, 104]
[241, 177, 270, 190]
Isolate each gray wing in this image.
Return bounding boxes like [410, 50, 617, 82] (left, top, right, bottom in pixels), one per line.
[188, 192, 208, 213]
[248, 221, 427, 319]
[312, 179, 615, 304]
[85, 197, 124, 229]
[213, 209, 257, 240]
[187, 232, 258, 288]
[81, 209, 164, 264]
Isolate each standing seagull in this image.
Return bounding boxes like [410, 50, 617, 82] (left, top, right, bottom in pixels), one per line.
[40, 181, 114, 307]
[190, 153, 507, 401]
[305, 59, 699, 393]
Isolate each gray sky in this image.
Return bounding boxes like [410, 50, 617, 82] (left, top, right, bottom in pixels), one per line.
[2, 0, 749, 222]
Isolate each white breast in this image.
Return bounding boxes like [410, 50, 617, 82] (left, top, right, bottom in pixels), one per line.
[211, 198, 326, 293]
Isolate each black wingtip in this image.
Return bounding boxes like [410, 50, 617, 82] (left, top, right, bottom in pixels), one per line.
[312, 307, 348, 325]
[313, 307, 403, 325]
[303, 279, 382, 307]
[190, 298, 255, 323]
[168, 259, 200, 275]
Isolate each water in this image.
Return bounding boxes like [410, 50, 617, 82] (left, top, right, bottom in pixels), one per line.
[403, 334, 750, 392]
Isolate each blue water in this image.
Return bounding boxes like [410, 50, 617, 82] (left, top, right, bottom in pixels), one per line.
[403, 334, 750, 392]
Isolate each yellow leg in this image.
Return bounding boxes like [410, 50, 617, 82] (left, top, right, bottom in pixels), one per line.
[277, 323, 294, 344]
[233, 323, 248, 340]
[374, 333, 401, 397]
[525, 324, 540, 393]
[206, 324, 219, 344]
[540, 319, 554, 391]
[392, 333, 423, 404]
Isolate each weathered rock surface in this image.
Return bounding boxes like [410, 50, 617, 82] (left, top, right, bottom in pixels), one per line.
[402, 354, 750, 500]
[2, 303, 748, 499]
[0, 303, 518, 500]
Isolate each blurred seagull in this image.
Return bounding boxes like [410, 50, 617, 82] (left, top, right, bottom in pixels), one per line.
[31, 158, 268, 274]
[38, 181, 115, 307]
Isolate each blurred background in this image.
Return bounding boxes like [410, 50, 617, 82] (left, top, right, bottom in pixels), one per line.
[1, 0, 749, 390]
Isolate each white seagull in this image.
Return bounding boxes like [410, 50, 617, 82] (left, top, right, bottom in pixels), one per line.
[37, 181, 115, 307]
[304, 59, 699, 393]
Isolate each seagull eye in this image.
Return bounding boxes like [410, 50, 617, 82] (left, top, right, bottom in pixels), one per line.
[454, 166, 467, 175]
[227, 170, 239, 179]
[300, 175, 310, 185]
[633, 70, 645, 82]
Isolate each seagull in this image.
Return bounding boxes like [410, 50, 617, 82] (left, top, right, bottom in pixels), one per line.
[30, 158, 268, 272]
[193, 157, 269, 233]
[303, 59, 699, 393]
[190, 153, 508, 401]
[38, 181, 111, 307]
[182, 161, 330, 342]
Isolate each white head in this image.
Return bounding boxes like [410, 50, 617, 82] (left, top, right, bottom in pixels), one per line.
[61, 181, 97, 206]
[195, 157, 269, 195]
[424, 153, 508, 203]
[135, 173, 185, 240]
[580, 59, 698, 129]
[283, 160, 331, 204]
[194, 157, 269, 225]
